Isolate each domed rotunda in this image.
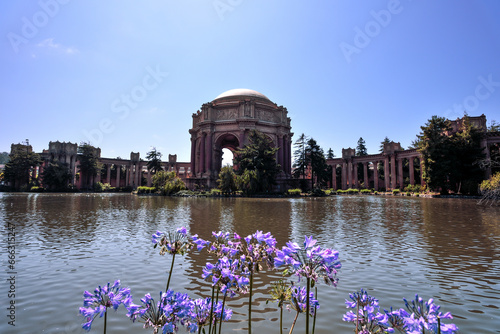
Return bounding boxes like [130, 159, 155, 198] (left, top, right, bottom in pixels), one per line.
[188, 88, 292, 187]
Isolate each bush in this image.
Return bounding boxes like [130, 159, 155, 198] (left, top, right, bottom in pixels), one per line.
[374, 191, 379, 195]
[30, 186, 44, 192]
[404, 184, 422, 193]
[209, 188, 222, 196]
[137, 186, 156, 194]
[392, 189, 401, 195]
[406, 191, 411, 196]
[288, 188, 301, 196]
[347, 188, 359, 194]
[360, 189, 372, 194]
[311, 188, 326, 197]
[93, 182, 104, 192]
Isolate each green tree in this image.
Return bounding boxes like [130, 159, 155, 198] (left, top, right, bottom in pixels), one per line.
[488, 120, 500, 132]
[449, 116, 485, 194]
[0, 152, 9, 164]
[41, 161, 72, 191]
[292, 133, 309, 180]
[217, 166, 237, 195]
[326, 148, 335, 159]
[146, 147, 163, 173]
[3, 147, 41, 190]
[234, 130, 280, 193]
[416, 116, 454, 193]
[306, 138, 329, 189]
[379, 136, 391, 153]
[356, 137, 368, 156]
[152, 170, 186, 195]
[77, 142, 102, 189]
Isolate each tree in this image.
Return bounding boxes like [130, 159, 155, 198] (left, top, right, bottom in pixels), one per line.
[234, 130, 280, 193]
[416, 116, 455, 194]
[305, 138, 329, 189]
[41, 161, 72, 191]
[146, 147, 163, 173]
[488, 120, 500, 132]
[449, 116, 485, 194]
[292, 133, 309, 180]
[356, 137, 368, 156]
[0, 152, 9, 164]
[379, 136, 391, 153]
[77, 142, 102, 189]
[217, 166, 237, 195]
[3, 147, 41, 190]
[152, 170, 186, 195]
[326, 148, 335, 159]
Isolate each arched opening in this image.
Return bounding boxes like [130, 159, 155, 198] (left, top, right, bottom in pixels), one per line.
[221, 148, 234, 167]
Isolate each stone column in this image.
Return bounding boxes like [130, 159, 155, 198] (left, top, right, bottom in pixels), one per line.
[200, 133, 206, 175]
[373, 161, 379, 191]
[135, 163, 140, 187]
[332, 165, 337, 190]
[116, 165, 120, 188]
[190, 137, 196, 178]
[363, 162, 368, 188]
[353, 163, 358, 188]
[206, 132, 213, 175]
[342, 161, 347, 190]
[390, 155, 396, 189]
[126, 166, 130, 186]
[398, 158, 404, 189]
[409, 157, 415, 185]
[278, 136, 284, 173]
[384, 157, 390, 190]
[239, 130, 245, 148]
[106, 164, 111, 184]
[147, 169, 151, 187]
[286, 137, 291, 175]
[347, 160, 353, 189]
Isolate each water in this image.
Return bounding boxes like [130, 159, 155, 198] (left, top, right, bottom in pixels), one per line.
[0, 193, 499, 333]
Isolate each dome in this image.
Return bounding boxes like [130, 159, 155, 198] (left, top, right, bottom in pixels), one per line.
[213, 88, 270, 101]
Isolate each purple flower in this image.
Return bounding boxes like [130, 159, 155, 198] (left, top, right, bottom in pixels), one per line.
[153, 227, 193, 256]
[275, 236, 341, 286]
[79, 280, 131, 331]
[202, 256, 249, 295]
[288, 285, 319, 315]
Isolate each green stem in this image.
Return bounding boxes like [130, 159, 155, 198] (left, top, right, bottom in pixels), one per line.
[312, 286, 317, 334]
[249, 272, 253, 334]
[219, 290, 227, 334]
[208, 285, 215, 334]
[103, 309, 107, 334]
[212, 288, 220, 334]
[306, 277, 310, 334]
[280, 306, 283, 334]
[437, 317, 441, 334]
[355, 295, 359, 334]
[288, 311, 299, 334]
[165, 253, 176, 292]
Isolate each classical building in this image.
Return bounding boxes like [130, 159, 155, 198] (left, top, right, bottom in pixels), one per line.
[188, 88, 293, 188]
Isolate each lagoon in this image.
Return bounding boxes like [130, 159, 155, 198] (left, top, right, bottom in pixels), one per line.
[0, 193, 499, 333]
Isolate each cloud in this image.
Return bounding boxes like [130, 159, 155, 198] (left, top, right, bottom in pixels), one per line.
[36, 38, 79, 55]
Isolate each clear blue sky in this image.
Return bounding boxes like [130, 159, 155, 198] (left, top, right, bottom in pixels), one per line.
[2, 0, 500, 162]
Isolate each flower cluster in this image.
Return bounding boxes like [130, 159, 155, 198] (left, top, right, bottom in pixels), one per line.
[152, 227, 193, 256]
[275, 235, 341, 286]
[289, 285, 320, 316]
[343, 290, 459, 334]
[202, 256, 250, 296]
[79, 280, 131, 331]
[126, 290, 233, 334]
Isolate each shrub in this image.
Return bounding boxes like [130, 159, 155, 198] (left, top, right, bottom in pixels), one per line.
[311, 188, 326, 197]
[30, 186, 44, 192]
[406, 191, 411, 196]
[209, 188, 222, 196]
[415, 192, 420, 197]
[347, 188, 359, 194]
[137, 186, 156, 194]
[93, 182, 104, 192]
[288, 188, 301, 196]
[217, 166, 237, 195]
[374, 191, 379, 195]
[360, 189, 372, 194]
[392, 189, 401, 195]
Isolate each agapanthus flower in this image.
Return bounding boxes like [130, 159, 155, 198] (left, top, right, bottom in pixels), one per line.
[79, 280, 131, 331]
[202, 256, 250, 296]
[402, 295, 458, 334]
[275, 235, 341, 286]
[343, 289, 393, 333]
[191, 234, 209, 251]
[153, 227, 193, 256]
[126, 290, 194, 334]
[288, 285, 319, 316]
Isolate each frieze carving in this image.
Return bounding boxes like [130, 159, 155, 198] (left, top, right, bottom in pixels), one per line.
[216, 109, 238, 120]
[260, 110, 278, 123]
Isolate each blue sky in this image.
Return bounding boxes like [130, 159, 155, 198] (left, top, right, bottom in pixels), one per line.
[1, 0, 500, 163]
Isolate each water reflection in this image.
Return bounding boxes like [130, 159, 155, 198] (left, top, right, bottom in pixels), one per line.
[0, 194, 499, 333]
